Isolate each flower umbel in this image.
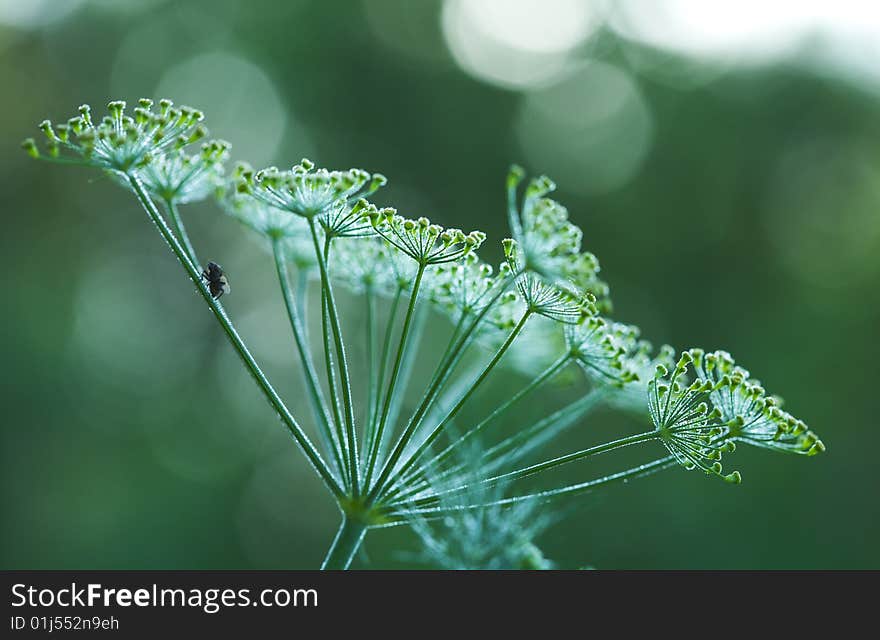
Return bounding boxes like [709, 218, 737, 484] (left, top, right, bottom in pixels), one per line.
[367, 208, 486, 266]
[238, 158, 382, 220]
[24, 98, 828, 570]
[138, 139, 230, 204]
[690, 349, 825, 456]
[24, 99, 206, 173]
[648, 351, 741, 483]
[566, 318, 641, 387]
[506, 166, 610, 311]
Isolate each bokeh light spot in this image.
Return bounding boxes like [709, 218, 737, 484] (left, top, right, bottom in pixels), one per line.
[0, 0, 84, 29]
[515, 61, 653, 195]
[441, 0, 605, 90]
[155, 52, 289, 166]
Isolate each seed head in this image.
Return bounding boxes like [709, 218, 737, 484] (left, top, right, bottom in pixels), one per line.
[504, 238, 596, 324]
[138, 139, 230, 204]
[690, 349, 825, 456]
[427, 253, 498, 319]
[648, 351, 741, 483]
[25, 98, 207, 174]
[240, 159, 381, 220]
[565, 318, 641, 387]
[506, 166, 611, 311]
[369, 210, 486, 266]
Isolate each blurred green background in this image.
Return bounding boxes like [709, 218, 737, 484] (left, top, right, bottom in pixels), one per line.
[2, 0, 878, 569]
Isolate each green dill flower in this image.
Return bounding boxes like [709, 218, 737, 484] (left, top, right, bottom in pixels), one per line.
[23, 99, 206, 174]
[506, 166, 610, 311]
[480, 290, 526, 333]
[138, 139, 230, 204]
[321, 195, 386, 240]
[648, 351, 741, 483]
[606, 340, 676, 412]
[689, 349, 825, 456]
[238, 158, 382, 220]
[503, 238, 596, 324]
[367, 208, 486, 266]
[25, 98, 829, 570]
[224, 164, 309, 237]
[565, 317, 641, 387]
[427, 253, 498, 319]
[330, 236, 397, 294]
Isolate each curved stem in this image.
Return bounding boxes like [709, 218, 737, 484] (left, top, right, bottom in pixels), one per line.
[320, 514, 368, 570]
[127, 175, 342, 499]
[272, 238, 345, 480]
[164, 198, 200, 270]
[363, 264, 427, 490]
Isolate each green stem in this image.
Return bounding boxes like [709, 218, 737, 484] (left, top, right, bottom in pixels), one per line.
[369, 310, 532, 503]
[363, 264, 427, 490]
[386, 456, 677, 519]
[373, 277, 518, 487]
[364, 289, 377, 441]
[295, 269, 311, 340]
[483, 387, 606, 471]
[309, 220, 359, 496]
[382, 302, 428, 456]
[382, 352, 572, 505]
[127, 175, 342, 499]
[272, 237, 345, 480]
[320, 280, 348, 486]
[164, 198, 200, 270]
[320, 514, 368, 570]
[362, 286, 402, 473]
[456, 429, 657, 494]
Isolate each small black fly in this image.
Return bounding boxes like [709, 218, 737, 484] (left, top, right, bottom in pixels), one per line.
[201, 261, 230, 299]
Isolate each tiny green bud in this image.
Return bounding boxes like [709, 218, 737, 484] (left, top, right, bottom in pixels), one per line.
[21, 138, 39, 158]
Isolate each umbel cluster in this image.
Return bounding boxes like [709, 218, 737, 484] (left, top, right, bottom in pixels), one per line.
[23, 100, 825, 569]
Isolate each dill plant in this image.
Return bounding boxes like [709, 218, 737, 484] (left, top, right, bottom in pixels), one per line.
[24, 99, 826, 570]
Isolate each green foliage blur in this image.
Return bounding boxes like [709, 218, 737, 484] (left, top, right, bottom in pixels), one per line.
[2, 0, 878, 569]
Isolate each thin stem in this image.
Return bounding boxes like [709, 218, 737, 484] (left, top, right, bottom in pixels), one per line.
[309, 220, 359, 496]
[369, 310, 532, 503]
[126, 175, 342, 499]
[363, 264, 427, 490]
[433, 430, 658, 502]
[382, 302, 429, 455]
[386, 456, 677, 519]
[295, 269, 311, 340]
[362, 286, 403, 472]
[372, 277, 519, 489]
[164, 198, 200, 270]
[272, 237, 345, 481]
[320, 280, 348, 486]
[483, 387, 607, 471]
[364, 288, 377, 441]
[320, 514, 368, 570]
[381, 352, 572, 504]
